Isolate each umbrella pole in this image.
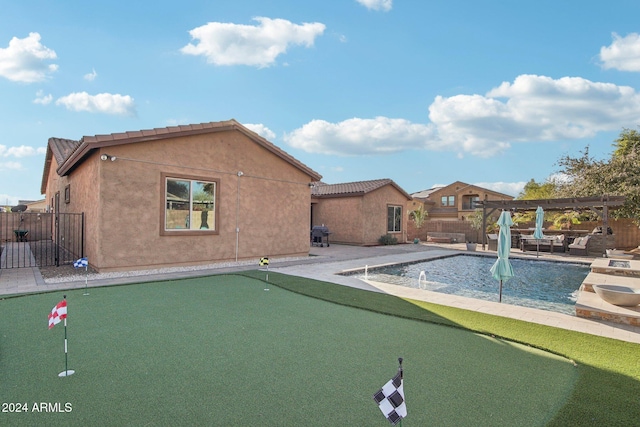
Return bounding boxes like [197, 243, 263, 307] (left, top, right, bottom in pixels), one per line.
[537, 240, 539, 258]
[499, 280, 503, 303]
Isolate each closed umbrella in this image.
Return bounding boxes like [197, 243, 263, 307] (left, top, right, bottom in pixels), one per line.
[490, 210, 514, 303]
[533, 206, 544, 258]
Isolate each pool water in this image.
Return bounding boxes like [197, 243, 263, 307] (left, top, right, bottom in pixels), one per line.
[357, 255, 590, 315]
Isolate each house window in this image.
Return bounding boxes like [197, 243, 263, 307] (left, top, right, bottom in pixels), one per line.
[387, 205, 402, 233]
[163, 174, 217, 234]
[441, 195, 455, 206]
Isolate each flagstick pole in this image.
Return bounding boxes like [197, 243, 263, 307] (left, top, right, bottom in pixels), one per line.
[83, 265, 89, 295]
[64, 316, 68, 375]
[57, 295, 74, 377]
[398, 357, 404, 427]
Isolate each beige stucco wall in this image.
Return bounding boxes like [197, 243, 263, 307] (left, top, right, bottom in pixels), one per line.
[47, 130, 315, 271]
[425, 183, 513, 220]
[312, 184, 409, 245]
[312, 196, 363, 244]
[362, 185, 408, 244]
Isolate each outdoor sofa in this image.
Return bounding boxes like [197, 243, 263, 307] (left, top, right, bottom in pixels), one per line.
[520, 234, 565, 253]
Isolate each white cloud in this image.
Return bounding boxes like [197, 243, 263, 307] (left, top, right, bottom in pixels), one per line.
[0, 144, 46, 158]
[284, 117, 435, 155]
[0, 32, 58, 83]
[33, 90, 52, 105]
[428, 74, 640, 156]
[473, 181, 527, 197]
[0, 161, 23, 171]
[180, 17, 326, 67]
[287, 74, 640, 158]
[243, 123, 276, 140]
[55, 92, 136, 116]
[84, 68, 97, 81]
[599, 32, 640, 72]
[356, 0, 393, 11]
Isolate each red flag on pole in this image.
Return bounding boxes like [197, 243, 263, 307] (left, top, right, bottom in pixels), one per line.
[48, 300, 67, 329]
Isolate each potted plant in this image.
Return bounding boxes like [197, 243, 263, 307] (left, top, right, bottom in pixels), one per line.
[409, 204, 428, 244]
[466, 209, 485, 251]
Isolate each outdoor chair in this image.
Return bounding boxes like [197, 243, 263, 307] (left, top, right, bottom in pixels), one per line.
[569, 235, 591, 256]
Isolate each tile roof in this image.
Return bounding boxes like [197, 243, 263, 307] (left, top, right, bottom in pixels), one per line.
[41, 119, 321, 194]
[311, 178, 411, 199]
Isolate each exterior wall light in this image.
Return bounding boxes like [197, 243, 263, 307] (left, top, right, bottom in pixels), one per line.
[100, 154, 116, 161]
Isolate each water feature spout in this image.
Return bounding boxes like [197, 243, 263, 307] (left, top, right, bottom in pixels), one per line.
[418, 270, 426, 287]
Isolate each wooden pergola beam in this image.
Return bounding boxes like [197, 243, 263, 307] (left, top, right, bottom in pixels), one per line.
[477, 195, 626, 251]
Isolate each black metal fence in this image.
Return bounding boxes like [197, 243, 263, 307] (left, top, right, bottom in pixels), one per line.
[0, 212, 84, 268]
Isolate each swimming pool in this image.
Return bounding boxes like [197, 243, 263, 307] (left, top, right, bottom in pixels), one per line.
[355, 254, 590, 315]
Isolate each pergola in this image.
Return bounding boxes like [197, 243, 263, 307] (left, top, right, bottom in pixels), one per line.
[476, 195, 626, 254]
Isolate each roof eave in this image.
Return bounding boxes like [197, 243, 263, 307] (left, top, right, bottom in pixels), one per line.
[55, 119, 322, 182]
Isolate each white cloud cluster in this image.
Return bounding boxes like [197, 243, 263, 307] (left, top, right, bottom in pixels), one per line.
[0, 144, 46, 158]
[355, 0, 393, 11]
[180, 17, 326, 67]
[599, 32, 640, 72]
[55, 92, 136, 116]
[244, 123, 276, 140]
[0, 32, 58, 83]
[430, 74, 640, 156]
[33, 90, 53, 105]
[286, 74, 640, 158]
[284, 117, 435, 155]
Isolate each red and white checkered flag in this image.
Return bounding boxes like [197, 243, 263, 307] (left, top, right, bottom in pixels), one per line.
[48, 300, 67, 329]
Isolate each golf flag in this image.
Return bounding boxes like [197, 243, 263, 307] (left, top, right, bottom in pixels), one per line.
[259, 257, 269, 266]
[373, 360, 406, 425]
[74, 257, 88, 268]
[48, 299, 67, 329]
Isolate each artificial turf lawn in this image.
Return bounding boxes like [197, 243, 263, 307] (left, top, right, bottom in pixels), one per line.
[242, 271, 640, 426]
[0, 274, 580, 426]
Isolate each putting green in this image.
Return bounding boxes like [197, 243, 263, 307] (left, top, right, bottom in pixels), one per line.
[0, 275, 577, 426]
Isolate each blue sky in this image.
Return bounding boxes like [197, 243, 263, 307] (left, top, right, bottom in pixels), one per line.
[2, 0, 640, 205]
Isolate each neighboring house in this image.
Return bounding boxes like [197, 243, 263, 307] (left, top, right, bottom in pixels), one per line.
[411, 181, 514, 221]
[311, 179, 412, 245]
[24, 199, 48, 212]
[41, 119, 321, 272]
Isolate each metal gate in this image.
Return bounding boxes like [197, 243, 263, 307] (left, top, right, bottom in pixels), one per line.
[0, 212, 84, 268]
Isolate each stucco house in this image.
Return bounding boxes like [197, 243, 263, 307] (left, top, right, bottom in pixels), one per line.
[411, 181, 513, 221]
[311, 179, 412, 245]
[41, 119, 321, 272]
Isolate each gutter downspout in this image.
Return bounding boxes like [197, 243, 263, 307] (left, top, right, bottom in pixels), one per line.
[235, 171, 243, 262]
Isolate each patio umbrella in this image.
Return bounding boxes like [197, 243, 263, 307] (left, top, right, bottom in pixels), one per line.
[490, 210, 514, 303]
[533, 206, 544, 258]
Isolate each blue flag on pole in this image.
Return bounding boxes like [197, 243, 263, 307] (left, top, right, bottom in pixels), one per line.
[74, 258, 88, 268]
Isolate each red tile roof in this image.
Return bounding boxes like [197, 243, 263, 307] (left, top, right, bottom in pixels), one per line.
[41, 119, 321, 194]
[311, 178, 411, 199]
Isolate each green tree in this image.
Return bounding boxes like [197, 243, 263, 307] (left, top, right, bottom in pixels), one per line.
[613, 127, 640, 157]
[517, 179, 558, 200]
[409, 204, 428, 230]
[556, 129, 640, 223]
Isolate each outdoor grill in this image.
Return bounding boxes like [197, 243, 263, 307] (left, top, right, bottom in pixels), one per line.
[311, 225, 331, 247]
